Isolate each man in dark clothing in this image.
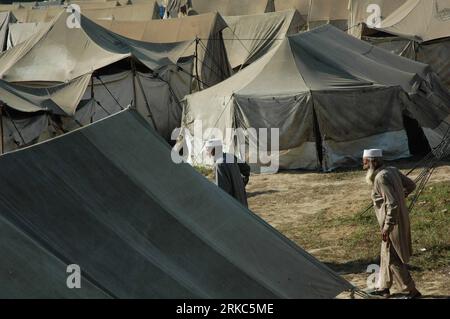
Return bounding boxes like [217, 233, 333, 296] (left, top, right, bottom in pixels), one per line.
[206, 139, 250, 207]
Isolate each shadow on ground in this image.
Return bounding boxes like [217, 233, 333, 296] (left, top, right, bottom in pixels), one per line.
[247, 190, 280, 198]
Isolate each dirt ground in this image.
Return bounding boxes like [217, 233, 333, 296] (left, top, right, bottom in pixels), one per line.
[246, 160, 450, 299]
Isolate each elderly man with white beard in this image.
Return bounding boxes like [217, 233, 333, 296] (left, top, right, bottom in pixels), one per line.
[363, 149, 422, 299]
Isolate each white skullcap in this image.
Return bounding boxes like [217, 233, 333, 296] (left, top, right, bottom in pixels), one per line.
[205, 138, 223, 148]
[363, 149, 383, 158]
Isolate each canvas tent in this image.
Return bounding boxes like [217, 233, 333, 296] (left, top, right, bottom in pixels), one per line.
[274, 0, 350, 30]
[9, 6, 63, 23]
[307, 0, 349, 30]
[0, 108, 352, 298]
[0, 11, 193, 151]
[347, 0, 408, 38]
[188, 0, 275, 16]
[96, 12, 232, 89]
[83, 1, 160, 20]
[274, 0, 309, 19]
[363, 0, 450, 90]
[8, 2, 158, 23]
[0, 11, 16, 52]
[222, 9, 304, 70]
[6, 22, 50, 49]
[0, 11, 189, 85]
[182, 25, 450, 171]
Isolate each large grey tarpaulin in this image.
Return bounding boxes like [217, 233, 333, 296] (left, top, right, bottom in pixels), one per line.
[0, 109, 352, 298]
[182, 25, 450, 171]
[223, 10, 304, 70]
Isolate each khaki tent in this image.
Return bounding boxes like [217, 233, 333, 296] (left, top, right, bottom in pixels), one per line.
[70, 1, 120, 10]
[347, 0, 407, 38]
[9, 2, 158, 23]
[0, 12, 16, 52]
[83, 1, 160, 20]
[374, 0, 450, 42]
[189, 0, 275, 16]
[274, 0, 309, 18]
[0, 12, 188, 84]
[0, 75, 92, 153]
[223, 10, 304, 70]
[11, 6, 62, 23]
[274, 0, 349, 30]
[96, 12, 232, 88]
[6, 22, 50, 49]
[308, 0, 349, 30]
[364, 0, 450, 90]
[0, 11, 192, 152]
[182, 25, 450, 171]
[0, 108, 352, 298]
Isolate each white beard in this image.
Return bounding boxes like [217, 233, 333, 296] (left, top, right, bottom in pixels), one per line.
[365, 167, 376, 186]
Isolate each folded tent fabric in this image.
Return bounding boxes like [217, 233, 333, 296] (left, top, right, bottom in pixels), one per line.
[0, 74, 91, 115]
[0, 108, 352, 298]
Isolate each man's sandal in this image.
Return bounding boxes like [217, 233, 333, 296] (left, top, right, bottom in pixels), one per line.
[367, 288, 391, 298]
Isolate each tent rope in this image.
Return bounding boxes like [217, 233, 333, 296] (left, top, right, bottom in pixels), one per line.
[95, 75, 124, 111]
[197, 38, 230, 81]
[94, 100, 112, 116]
[176, 64, 211, 89]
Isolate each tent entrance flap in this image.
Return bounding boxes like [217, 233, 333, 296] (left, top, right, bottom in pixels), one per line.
[403, 113, 432, 156]
[312, 104, 324, 170]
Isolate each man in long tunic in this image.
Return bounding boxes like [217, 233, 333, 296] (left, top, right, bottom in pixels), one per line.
[363, 149, 421, 299]
[206, 139, 250, 207]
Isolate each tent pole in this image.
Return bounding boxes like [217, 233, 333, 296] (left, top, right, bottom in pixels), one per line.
[135, 72, 158, 131]
[195, 37, 201, 90]
[90, 75, 94, 123]
[0, 103, 3, 155]
[131, 59, 137, 109]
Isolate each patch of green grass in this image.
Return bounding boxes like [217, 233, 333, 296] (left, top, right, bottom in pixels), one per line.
[286, 182, 450, 272]
[194, 165, 214, 179]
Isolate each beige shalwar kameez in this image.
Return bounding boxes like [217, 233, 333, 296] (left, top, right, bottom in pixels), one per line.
[371, 166, 417, 292]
